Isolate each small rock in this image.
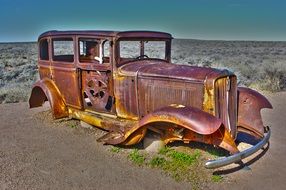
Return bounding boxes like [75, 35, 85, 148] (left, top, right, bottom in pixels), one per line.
[80, 121, 93, 129]
[143, 133, 164, 153]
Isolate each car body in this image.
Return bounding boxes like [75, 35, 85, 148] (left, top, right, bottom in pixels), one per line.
[29, 30, 272, 168]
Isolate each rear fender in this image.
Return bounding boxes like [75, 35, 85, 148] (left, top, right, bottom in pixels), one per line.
[237, 87, 272, 137]
[29, 79, 68, 119]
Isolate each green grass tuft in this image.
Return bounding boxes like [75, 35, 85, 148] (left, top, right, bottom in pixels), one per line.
[149, 156, 167, 168]
[158, 146, 173, 155]
[168, 149, 201, 166]
[110, 146, 121, 153]
[151, 147, 202, 182]
[69, 123, 77, 128]
[211, 175, 223, 183]
[128, 149, 145, 166]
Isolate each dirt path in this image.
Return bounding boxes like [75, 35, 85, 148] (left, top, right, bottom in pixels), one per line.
[0, 92, 285, 190]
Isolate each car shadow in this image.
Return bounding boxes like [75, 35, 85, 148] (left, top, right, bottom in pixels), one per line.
[213, 142, 270, 175]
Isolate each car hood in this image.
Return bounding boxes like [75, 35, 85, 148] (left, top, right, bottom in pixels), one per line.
[118, 60, 231, 82]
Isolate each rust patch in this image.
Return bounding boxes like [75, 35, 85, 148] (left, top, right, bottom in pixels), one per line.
[237, 87, 272, 136]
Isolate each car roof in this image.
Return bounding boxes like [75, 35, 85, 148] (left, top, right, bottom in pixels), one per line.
[38, 30, 173, 40]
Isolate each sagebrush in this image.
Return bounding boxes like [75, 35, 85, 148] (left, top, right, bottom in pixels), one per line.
[1, 39, 285, 103]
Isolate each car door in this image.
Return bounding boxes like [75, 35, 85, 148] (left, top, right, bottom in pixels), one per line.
[77, 37, 115, 114]
[51, 36, 82, 109]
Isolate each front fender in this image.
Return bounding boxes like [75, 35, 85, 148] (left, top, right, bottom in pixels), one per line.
[99, 105, 238, 153]
[237, 87, 272, 137]
[138, 105, 223, 135]
[102, 105, 223, 145]
[29, 79, 68, 119]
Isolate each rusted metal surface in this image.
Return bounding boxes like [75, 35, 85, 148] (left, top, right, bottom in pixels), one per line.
[138, 78, 204, 117]
[98, 105, 238, 154]
[120, 60, 219, 82]
[39, 31, 118, 40]
[114, 74, 139, 119]
[215, 76, 238, 139]
[51, 63, 82, 109]
[183, 125, 239, 154]
[30, 30, 272, 168]
[203, 69, 234, 115]
[39, 30, 172, 41]
[29, 79, 68, 119]
[81, 70, 114, 113]
[137, 105, 223, 135]
[117, 31, 172, 39]
[237, 87, 273, 137]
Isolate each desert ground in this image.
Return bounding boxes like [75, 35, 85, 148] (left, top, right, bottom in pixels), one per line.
[0, 39, 286, 189]
[0, 92, 285, 190]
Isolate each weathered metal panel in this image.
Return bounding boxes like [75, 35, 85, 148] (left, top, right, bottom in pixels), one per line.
[117, 31, 172, 39]
[39, 30, 172, 41]
[138, 77, 204, 118]
[29, 79, 68, 119]
[51, 64, 82, 108]
[215, 76, 237, 138]
[81, 70, 114, 113]
[38, 62, 51, 79]
[237, 87, 272, 137]
[114, 75, 139, 119]
[120, 60, 220, 82]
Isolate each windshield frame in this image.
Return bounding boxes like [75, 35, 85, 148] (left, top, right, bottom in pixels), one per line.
[115, 38, 171, 67]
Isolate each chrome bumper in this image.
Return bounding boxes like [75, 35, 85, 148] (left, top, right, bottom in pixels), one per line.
[205, 126, 271, 169]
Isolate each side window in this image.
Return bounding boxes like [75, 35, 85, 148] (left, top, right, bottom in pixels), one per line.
[79, 38, 100, 63]
[79, 38, 110, 64]
[103, 40, 110, 57]
[39, 39, 49, 60]
[102, 40, 111, 63]
[52, 38, 74, 62]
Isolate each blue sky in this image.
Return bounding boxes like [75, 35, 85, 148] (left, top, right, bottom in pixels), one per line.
[0, 0, 285, 42]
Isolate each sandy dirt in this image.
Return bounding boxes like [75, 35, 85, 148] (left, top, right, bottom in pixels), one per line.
[0, 103, 191, 190]
[213, 92, 286, 190]
[0, 92, 285, 190]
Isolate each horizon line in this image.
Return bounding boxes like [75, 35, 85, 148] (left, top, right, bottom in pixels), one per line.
[1, 37, 286, 43]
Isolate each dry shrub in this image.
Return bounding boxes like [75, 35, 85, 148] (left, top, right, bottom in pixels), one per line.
[172, 39, 286, 92]
[0, 84, 31, 103]
[0, 42, 38, 103]
[255, 61, 286, 92]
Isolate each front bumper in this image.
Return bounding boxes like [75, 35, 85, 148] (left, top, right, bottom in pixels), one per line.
[205, 126, 271, 169]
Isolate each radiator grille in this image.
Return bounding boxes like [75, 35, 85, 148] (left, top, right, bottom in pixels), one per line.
[138, 79, 204, 117]
[215, 76, 237, 138]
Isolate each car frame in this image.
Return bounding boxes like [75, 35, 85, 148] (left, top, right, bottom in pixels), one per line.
[29, 30, 272, 169]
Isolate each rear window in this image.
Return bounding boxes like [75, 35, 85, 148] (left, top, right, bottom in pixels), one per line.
[39, 39, 49, 60]
[52, 38, 74, 62]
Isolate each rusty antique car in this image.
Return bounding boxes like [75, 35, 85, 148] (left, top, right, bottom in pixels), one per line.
[29, 30, 272, 169]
